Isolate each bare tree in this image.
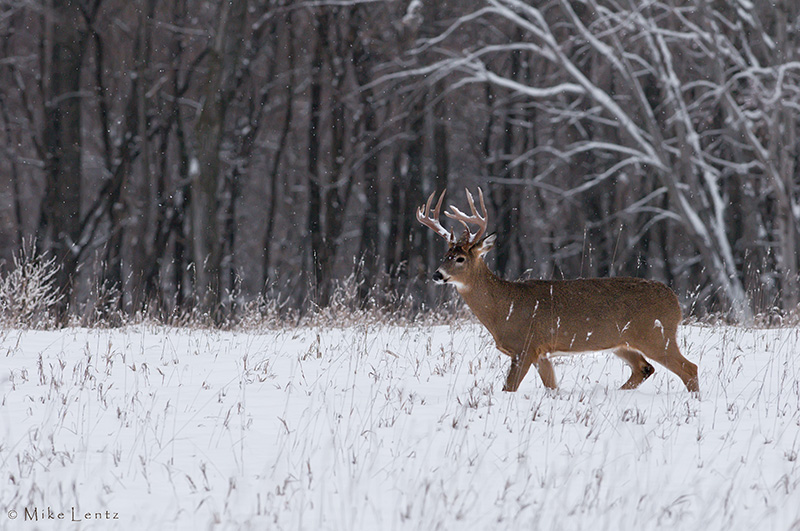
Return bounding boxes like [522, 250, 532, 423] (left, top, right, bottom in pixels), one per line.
[191, 0, 248, 313]
[407, 0, 800, 320]
[1, 0, 797, 323]
[37, 0, 91, 313]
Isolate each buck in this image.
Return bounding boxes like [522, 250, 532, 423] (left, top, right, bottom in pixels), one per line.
[417, 188, 699, 393]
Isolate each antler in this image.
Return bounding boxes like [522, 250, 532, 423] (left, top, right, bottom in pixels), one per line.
[416, 189, 455, 243]
[445, 188, 488, 245]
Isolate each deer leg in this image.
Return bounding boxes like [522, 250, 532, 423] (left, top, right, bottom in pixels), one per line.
[634, 337, 699, 393]
[662, 341, 699, 393]
[535, 356, 557, 390]
[613, 347, 655, 390]
[503, 354, 534, 392]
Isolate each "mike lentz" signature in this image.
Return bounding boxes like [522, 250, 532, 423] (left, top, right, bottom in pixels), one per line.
[17, 506, 120, 521]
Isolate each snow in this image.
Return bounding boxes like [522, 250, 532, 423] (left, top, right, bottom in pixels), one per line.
[402, 0, 422, 27]
[2, 322, 800, 529]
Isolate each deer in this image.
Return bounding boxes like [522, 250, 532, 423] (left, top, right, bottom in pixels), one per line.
[416, 188, 699, 394]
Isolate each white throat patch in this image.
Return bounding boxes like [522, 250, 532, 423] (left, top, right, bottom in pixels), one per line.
[450, 279, 469, 293]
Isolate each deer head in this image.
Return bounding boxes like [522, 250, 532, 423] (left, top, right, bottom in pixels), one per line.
[416, 188, 496, 290]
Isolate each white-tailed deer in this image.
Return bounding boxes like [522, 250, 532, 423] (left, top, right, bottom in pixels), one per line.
[417, 188, 699, 393]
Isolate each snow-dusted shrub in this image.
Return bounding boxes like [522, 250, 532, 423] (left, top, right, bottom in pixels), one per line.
[0, 246, 62, 328]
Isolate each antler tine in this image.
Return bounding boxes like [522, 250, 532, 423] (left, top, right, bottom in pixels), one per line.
[468, 188, 488, 242]
[445, 187, 488, 244]
[416, 189, 455, 243]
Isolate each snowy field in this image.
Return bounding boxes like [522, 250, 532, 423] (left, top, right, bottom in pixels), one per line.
[1, 321, 799, 530]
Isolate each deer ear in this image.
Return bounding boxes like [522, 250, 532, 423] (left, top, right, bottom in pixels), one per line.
[476, 233, 496, 257]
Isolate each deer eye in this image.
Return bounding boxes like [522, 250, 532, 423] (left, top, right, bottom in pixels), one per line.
[455, 256, 466, 264]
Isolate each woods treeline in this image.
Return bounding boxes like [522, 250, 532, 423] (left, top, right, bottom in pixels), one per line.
[0, 0, 798, 323]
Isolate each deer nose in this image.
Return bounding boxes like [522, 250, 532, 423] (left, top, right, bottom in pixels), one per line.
[432, 270, 445, 283]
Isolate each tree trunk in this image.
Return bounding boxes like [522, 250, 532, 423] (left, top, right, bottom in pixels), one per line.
[774, 0, 799, 309]
[305, 8, 356, 307]
[39, 0, 87, 314]
[262, 21, 294, 293]
[305, 10, 327, 305]
[191, 0, 248, 314]
[351, 5, 381, 305]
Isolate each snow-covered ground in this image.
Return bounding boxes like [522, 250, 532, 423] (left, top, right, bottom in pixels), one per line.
[1, 321, 799, 530]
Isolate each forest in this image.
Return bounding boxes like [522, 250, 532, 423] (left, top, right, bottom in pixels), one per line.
[1, 0, 799, 324]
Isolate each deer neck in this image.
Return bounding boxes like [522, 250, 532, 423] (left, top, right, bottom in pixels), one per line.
[455, 261, 509, 330]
